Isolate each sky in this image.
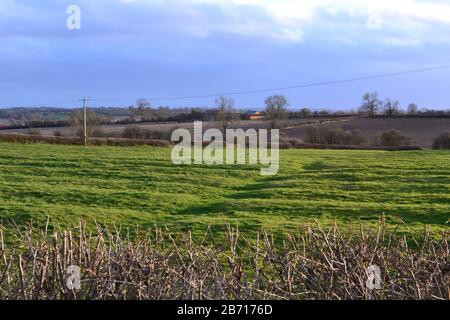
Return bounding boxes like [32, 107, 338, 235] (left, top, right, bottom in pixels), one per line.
[1, 0, 450, 110]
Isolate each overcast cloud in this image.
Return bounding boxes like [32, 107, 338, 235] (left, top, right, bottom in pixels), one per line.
[0, 0, 449, 109]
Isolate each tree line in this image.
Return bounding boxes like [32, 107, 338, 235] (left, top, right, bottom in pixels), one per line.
[1, 92, 449, 131]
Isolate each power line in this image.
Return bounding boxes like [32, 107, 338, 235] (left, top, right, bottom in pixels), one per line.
[91, 64, 450, 103]
[3, 64, 450, 107]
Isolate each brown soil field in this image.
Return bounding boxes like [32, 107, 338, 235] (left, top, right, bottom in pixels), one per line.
[0, 118, 326, 137]
[285, 118, 450, 148]
[2, 117, 448, 148]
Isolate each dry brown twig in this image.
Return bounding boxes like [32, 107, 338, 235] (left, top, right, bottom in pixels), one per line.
[0, 221, 448, 300]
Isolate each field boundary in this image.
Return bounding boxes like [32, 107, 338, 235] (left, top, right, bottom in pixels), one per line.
[285, 141, 423, 151]
[0, 132, 423, 150]
[0, 132, 170, 147]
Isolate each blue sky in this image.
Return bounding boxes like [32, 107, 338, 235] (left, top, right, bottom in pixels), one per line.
[1, 0, 450, 110]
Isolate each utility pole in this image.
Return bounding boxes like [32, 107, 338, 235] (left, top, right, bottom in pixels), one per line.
[79, 97, 90, 146]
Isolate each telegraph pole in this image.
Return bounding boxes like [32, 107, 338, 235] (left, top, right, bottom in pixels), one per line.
[79, 97, 90, 146]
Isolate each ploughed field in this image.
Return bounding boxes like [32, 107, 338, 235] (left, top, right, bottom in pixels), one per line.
[2, 118, 449, 149]
[0, 142, 448, 236]
[286, 117, 450, 148]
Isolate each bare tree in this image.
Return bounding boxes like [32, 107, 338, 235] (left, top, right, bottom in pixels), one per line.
[300, 108, 312, 118]
[70, 109, 104, 137]
[134, 99, 152, 121]
[407, 103, 418, 116]
[265, 95, 288, 129]
[215, 96, 235, 134]
[358, 92, 380, 118]
[383, 98, 400, 117]
[23, 111, 43, 128]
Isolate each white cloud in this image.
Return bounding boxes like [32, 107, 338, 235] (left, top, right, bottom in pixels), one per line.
[191, 0, 450, 24]
[3, 0, 450, 45]
[118, 0, 450, 44]
[366, 15, 382, 30]
[130, 0, 450, 23]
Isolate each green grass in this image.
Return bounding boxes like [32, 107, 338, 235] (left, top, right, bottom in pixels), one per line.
[0, 142, 448, 236]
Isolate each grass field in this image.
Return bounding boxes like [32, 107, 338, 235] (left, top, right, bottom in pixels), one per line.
[0, 142, 448, 236]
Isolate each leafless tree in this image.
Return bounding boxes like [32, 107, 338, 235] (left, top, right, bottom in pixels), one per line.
[407, 103, 418, 116]
[265, 95, 288, 129]
[215, 96, 235, 134]
[23, 111, 42, 128]
[383, 98, 400, 117]
[69, 109, 106, 137]
[359, 92, 380, 118]
[300, 108, 312, 118]
[132, 99, 152, 120]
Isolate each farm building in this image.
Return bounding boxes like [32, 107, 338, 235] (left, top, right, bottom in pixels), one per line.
[244, 111, 266, 120]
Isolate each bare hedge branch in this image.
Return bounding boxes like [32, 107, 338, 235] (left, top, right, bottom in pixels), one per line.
[0, 221, 448, 300]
